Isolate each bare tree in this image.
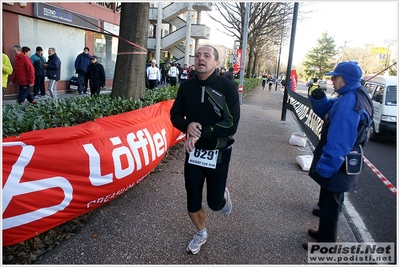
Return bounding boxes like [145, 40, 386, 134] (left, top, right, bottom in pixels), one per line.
[112, 3, 149, 99]
[208, 2, 292, 77]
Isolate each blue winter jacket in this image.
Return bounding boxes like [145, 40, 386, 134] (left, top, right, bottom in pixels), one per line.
[30, 53, 46, 77]
[74, 52, 91, 73]
[46, 53, 61, 81]
[309, 82, 371, 192]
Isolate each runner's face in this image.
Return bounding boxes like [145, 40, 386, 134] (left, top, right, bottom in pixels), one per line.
[195, 46, 219, 78]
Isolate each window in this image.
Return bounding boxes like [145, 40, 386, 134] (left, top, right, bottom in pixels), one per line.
[93, 33, 119, 78]
[96, 2, 122, 12]
[385, 86, 397, 106]
[19, 15, 85, 82]
[372, 85, 385, 104]
[364, 83, 376, 96]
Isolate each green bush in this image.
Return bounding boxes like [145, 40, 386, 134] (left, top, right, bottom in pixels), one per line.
[239, 78, 262, 95]
[2, 86, 176, 138]
[2, 79, 261, 138]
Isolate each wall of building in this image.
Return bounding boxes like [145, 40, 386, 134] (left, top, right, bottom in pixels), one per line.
[2, 2, 120, 97]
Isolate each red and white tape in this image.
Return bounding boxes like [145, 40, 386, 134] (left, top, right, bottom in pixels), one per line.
[364, 157, 397, 196]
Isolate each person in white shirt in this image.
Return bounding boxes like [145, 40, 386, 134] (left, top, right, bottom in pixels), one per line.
[146, 59, 160, 89]
[168, 62, 179, 86]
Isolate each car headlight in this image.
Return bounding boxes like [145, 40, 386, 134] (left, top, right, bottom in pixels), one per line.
[381, 115, 397, 122]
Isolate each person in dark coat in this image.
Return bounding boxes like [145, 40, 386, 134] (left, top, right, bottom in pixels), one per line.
[74, 47, 91, 94]
[44, 47, 61, 100]
[86, 55, 105, 96]
[224, 67, 235, 83]
[30, 46, 47, 98]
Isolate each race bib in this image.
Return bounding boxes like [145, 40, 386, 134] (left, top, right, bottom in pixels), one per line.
[188, 148, 219, 169]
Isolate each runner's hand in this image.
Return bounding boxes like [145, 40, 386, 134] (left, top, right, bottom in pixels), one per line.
[187, 122, 202, 139]
[184, 136, 199, 153]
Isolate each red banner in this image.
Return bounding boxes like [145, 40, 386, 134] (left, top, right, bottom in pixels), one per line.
[2, 100, 184, 246]
[234, 49, 242, 74]
[290, 69, 298, 91]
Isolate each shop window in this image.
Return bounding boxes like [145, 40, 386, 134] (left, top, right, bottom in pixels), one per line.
[93, 33, 118, 78]
[19, 15, 85, 82]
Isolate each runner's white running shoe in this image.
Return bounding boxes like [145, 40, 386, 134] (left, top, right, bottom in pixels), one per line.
[186, 231, 207, 254]
[221, 187, 232, 216]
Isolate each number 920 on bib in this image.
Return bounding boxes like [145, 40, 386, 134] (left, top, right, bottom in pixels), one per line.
[188, 148, 219, 169]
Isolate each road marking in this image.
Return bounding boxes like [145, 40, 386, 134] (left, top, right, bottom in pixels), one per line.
[364, 156, 397, 196]
[343, 196, 375, 243]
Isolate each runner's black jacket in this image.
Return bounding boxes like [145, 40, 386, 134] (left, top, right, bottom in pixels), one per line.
[170, 70, 240, 150]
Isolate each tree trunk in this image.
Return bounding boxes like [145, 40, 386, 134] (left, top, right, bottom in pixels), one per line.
[245, 44, 254, 78]
[251, 51, 258, 77]
[112, 3, 149, 99]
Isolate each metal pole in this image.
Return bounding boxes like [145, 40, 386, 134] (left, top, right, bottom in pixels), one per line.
[281, 2, 299, 121]
[185, 3, 193, 66]
[238, 2, 250, 105]
[155, 2, 163, 64]
[275, 3, 286, 91]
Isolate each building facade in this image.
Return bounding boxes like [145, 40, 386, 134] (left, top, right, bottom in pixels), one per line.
[2, 2, 211, 97]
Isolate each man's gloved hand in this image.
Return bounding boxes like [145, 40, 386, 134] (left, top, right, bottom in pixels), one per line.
[311, 88, 325, 99]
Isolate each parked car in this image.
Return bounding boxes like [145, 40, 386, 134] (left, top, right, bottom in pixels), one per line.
[362, 75, 397, 141]
[317, 80, 328, 90]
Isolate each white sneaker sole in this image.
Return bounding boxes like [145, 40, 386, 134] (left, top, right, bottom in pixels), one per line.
[186, 239, 206, 254]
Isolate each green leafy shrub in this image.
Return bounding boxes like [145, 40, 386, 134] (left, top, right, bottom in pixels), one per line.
[2, 80, 260, 138]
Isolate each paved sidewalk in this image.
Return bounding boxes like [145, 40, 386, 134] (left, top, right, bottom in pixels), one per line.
[34, 86, 357, 264]
[2, 89, 110, 106]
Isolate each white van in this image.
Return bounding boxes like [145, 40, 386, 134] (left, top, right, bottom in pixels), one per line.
[362, 75, 397, 141]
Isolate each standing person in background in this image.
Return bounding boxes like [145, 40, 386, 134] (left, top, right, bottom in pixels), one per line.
[180, 63, 189, 83]
[176, 63, 182, 85]
[160, 63, 168, 87]
[224, 67, 235, 83]
[219, 66, 226, 77]
[44, 47, 61, 100]
[188, 65, 196, 79]
[30, 46, 47, 99]
[86, 55, 105, 96]
[146, 59, 160, 89]
[9, 45, 36, 105]
[303, 61, 373, 249]
[74, 47, 91, 95]
[2, 52, 13, 98]
[22, 46, 31, 56]
[170, 45, 240, 255]
[168, 62, 179, 86]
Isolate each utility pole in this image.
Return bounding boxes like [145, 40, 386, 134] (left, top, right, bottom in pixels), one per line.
[281, 2, 299, 121]
[238, 2, 250, 105]
[185, 3, 193, 66]
[155, 2, 163, 64]
[275, 3, 286, 91]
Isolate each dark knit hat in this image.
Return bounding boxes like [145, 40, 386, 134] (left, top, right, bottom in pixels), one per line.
[84, 47, 90, 51]
[36, 46, 43, 51]
[326, 61, 362, 85]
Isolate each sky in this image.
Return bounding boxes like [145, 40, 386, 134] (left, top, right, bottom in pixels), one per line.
[205, 1, 398, 66]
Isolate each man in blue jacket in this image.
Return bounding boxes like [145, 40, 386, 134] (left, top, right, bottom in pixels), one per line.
[44, 47, 61, 100]
[74, 47, 91, 94]
[30, 46, 47, 98]
[304, 61, 373, 249]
